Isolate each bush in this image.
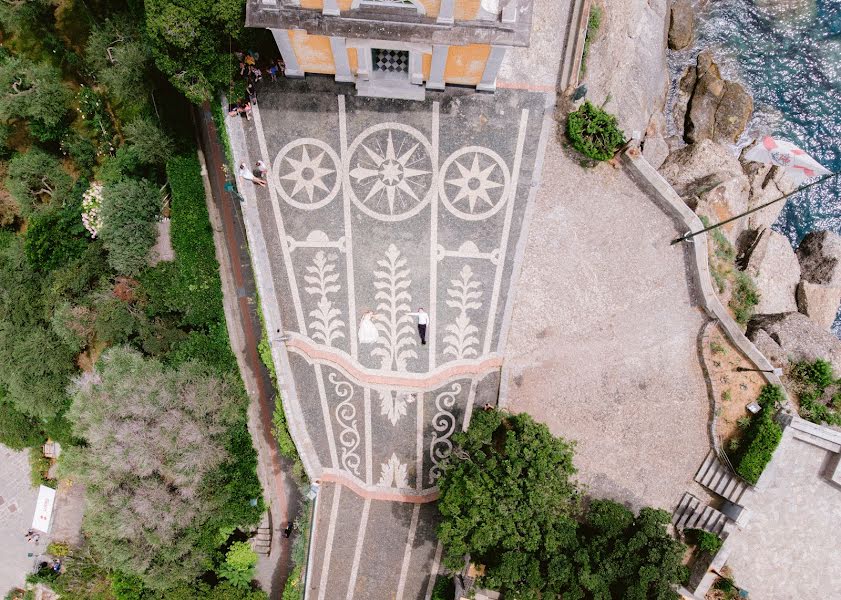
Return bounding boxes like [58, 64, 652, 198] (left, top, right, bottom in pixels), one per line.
[730, 271, 760, 325]
[686, 529, 723, 555]
[167, 155, 225, 328]
[734, 385, 783, 484]
[100, 178, 161, 275]
[567, 101, 625, 161]
[23, 184, 90, 272]
[216, 541, 258, 589]
[29, 450, 54, 488]
[430, 575, 454, 600]
[124, 117, 174, 167]
[791, 358, 841, 425]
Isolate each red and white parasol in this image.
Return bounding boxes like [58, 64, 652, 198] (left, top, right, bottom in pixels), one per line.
[744, 136, 832, 185]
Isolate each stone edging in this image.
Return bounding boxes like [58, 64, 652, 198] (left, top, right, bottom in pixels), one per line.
[698, 320, 725, 457]
[559, 0, 591, 92]
[622, 147, 788, 399]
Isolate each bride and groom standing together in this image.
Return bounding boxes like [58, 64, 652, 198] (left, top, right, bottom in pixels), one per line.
[358, 308, 429, 346]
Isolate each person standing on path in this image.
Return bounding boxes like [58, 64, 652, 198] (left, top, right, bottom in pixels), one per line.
[407, 308, 429, 345]
[358, 310, 379, 344]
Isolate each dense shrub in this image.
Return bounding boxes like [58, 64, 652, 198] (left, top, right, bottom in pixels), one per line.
[567, 101, 625, 161]
[23, 182, 90, 272]
[5, 149, 73, 216]
[216, 541, 258, 589]
[733, 385, 783, 484]
[0, 396, 46, 449]
[100, 178, 161, 275]
[167, 155, 225, 328]
[791, 358, 841, 425]
[124, 117, 175, 166]
[686, 529, 723, 555]
[730, 271, 760, 325]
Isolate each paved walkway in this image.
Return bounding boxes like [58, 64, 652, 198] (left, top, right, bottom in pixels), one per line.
[227, 78, 549, 598]
[0, 447, 45, 596]
[501, 139, 711, 512]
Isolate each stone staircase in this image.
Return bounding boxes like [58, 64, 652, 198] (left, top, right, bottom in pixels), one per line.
[251, 512, 272, 556]
[672, 492, 727, 535]
[695, 450, 749, 504]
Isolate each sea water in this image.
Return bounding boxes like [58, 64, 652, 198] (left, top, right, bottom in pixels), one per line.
[671, 0, 841, 334]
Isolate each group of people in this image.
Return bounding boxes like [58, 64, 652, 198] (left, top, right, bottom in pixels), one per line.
[24, 529, 40, 544]
[239, 160, 269, 187]
[228, 50, 285, 121]
[359, 308, 429, 345]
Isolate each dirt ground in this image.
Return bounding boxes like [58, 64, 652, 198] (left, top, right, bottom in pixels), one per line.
[705, 326, 766, 448]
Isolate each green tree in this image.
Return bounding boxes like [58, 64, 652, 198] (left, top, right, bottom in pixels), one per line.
[216, 541, 258, 589]
[124, 116, 174, 166]
[100, 178, 161, 275]
[5, 149, 73, 216]
[0, 238, 77, 419]
[85, 16, 150, 109]
[63, 347, 245, 590]
[437, 410, 580, 595]
[0, 0, 54, 37]
[144, 0, 243, 103]
[0, 55, 72, 141]
[23, 188, 89, 272]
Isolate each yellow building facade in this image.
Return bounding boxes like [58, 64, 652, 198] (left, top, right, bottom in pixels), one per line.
[247, 0, 533, 99]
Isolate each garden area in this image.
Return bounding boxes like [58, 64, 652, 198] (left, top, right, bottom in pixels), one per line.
[435, 409, 689, 599]
[0, 1, 278, 598]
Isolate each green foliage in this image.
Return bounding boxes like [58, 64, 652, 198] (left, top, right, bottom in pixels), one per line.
[63, 347, 254, 590]
[216, 542, 257, 589]
[77, 86, 118, 157]
[686, 529, 723, 555]
[733, 385, 783, 484]
[567, 101, 625, 162]
[60, 131, 98, 175]
[85, 17, 150, 111]
[437, 410, 580, 594]
[258, 336, 277, 383]
[0, 54, 72, 140]
[0, 0, 54, 37]
[0, 397, 46, 450]
[430, 576, 454, 600]
[791, 358, 841, 426]
[47, 541, 71, 557]
[169, 321, 237, 375]
[111, 571, 145, 600]
[29, 450, 54, 488]
[0, 237, 78, 419]
[281, 564, 303, 600]
[272, 400, 307, 485]
[124, 117, 175, 167]
[5, 149, 73, 216]
[580, 5, 602, 75]
[710, 340, 727, 355]
[100, 178, 161, 275]
[23, 184, 90, 272]
[437, 410, 687, 598]
[145, 0, 243, 103]
[730, 271, 760, 325]
[167, 155, 225, 327]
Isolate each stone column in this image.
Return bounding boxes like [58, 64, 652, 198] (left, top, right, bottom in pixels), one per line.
[330, 37, 354, 83]
[323, 0, 340, 16]
[437, 0, 454, 24]
[501, 0, 517, 23]
[426, 45, 448, 91]
[356, 46, 372, 81]
[270, 28, 304, 78]
[409, 51, 424, 85]
[477, 45, 506, 92]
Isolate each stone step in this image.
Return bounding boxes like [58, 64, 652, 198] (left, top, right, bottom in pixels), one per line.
[672, 492, 728, 535]
[673, 492, 701, 530]
[695, 450, 749, 504]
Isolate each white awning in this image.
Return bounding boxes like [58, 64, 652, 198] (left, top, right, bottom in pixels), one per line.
[31, 485, 56, 533]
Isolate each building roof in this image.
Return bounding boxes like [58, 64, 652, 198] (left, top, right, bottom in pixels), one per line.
[246, 0, 534, 47]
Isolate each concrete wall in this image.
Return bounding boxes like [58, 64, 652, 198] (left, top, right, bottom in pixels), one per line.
[289, 31, 337, 74]
[443, 43, 490, 85]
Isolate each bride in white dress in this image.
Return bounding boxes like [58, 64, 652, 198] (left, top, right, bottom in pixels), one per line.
[358, 311, 379, 344]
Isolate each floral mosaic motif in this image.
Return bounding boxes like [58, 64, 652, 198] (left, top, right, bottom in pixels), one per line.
[377, 452, 409, 488]
[428, 383, 461, 485]
[379, 390, 416, 426]
[371, 244, 417, 371]
[330, 372, 361, 477]
[347, 125, 433, 220]
[303, 251, 346, 347]
[443, 265, 483, 360]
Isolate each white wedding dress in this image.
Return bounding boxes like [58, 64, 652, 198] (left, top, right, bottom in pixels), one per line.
[358, 315, 379, 344]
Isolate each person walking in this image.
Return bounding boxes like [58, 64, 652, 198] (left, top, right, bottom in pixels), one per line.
[407, 308, 429, 345]
[239, 162, 266, 187]
[255, 159, 268, 179]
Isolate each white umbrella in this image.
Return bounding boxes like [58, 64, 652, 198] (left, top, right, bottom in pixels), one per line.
[744, 136, 832, 185]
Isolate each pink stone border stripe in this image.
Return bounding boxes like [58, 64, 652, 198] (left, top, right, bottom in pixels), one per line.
[285, 334, 503, 389]
[319, 472, 440, 504]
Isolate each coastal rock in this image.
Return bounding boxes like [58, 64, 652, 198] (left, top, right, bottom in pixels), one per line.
[739, 152, 798, 231]
[672, 66, 696, 141]
[747, 311, 841, 374]
[796, 231, 841, 286]
[745, 230, 800, 315]
[684, 51, 754, 144]
[659, 140, 750, 244]
[796, 281, 841, 331]
[584, 0, 670, 138]
[750, 328, 793, 370]
[668, 0, 695, 50]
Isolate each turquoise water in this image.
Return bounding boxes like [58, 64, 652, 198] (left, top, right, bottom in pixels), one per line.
[677, 0, 841, 331]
